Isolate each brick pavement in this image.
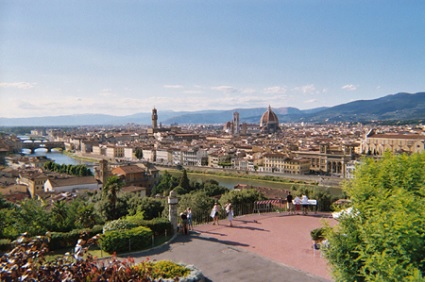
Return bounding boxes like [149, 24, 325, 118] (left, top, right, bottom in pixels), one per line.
[194, 211, 336, 281]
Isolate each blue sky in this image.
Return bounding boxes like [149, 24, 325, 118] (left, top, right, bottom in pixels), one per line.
[1, 1, 424, 118]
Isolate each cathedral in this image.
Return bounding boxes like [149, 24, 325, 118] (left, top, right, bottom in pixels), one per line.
[260, 105, 280, 134]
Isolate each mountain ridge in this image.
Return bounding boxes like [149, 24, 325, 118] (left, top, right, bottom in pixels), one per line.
[1, 92, 424, 127]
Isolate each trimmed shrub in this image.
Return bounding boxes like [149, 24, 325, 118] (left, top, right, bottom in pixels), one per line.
[49, 227, 102, 251]
[100, 226, 153, 253]
[104, 217, 173, 236]
[138, 218, 173, 236]
[103, 218, 138, 233]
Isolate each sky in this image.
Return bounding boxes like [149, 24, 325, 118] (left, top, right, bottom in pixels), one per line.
[1, 1, 424, 118]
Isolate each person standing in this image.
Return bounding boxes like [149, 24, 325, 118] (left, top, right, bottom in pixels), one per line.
[186, 207, 193, 230]
[286, 191, 293, 215]
[225, 201, 234, 227]
[180, 212, 189, 235]
[294, 195, 301, 215]
[211, 202, 220, 225]
[301, 194, 309, 215]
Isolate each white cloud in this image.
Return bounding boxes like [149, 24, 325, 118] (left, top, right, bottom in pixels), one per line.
[0, 82, 35, 89]
[305, 99, 318, 104]
[241, 88, 256, 94]
[163, 84, 183, 89]
[341, 84, 357, 91]
[263, 86, 287, 94]
[293, 84, 316, 94]
[211, 85, 238, 93]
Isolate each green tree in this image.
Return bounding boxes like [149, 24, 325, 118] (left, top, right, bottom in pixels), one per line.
[50, 200, 73, 232]
[178, 169, 191, 192]
[135, 147, 143, 160]
[101, 176, 124, 220]
[14, 199, 50, 236]
[219, 188, 265, 207]
[151, 171, 178, 196]
[137, 197, 165, 220]
[77, 202, 99, 228]
[178, 191, 216, 223]
[324, 152, 425, 282]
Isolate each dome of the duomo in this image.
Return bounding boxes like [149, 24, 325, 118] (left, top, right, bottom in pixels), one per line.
[260, 105, 280, 133]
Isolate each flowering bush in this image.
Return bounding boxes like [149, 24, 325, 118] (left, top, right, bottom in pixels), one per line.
[0, 232, 196, 281]
[134, 259, 190, 280]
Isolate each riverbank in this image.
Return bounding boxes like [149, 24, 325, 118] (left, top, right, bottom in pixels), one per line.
[64, 151, 103, 163]
[158, 166, 344, 197]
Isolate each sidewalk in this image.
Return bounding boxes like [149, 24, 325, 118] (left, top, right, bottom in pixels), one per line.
[129, 212, 336, 281]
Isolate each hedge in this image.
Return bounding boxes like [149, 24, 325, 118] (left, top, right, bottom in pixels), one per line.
[48, 225, 103, 251]
[100, 226, 153, 253]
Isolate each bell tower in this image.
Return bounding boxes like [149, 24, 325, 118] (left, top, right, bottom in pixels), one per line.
[152, 107, 158, 129]
[233, 112, 240, 135]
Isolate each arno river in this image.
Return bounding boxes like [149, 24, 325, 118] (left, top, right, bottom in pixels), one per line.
[23, 150, 96, 171]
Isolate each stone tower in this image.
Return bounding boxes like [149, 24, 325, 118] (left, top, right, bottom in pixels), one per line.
[233, 112, 240, 135]
[152, 107, 158, 129]
[98, 159, 109, 186]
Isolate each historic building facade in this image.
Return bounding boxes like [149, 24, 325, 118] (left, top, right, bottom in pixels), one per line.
[361, 129, 425, 155]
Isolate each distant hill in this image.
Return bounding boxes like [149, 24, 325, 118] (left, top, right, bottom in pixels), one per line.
[0, 92, 424, 127]
[296, 92, 425, 123]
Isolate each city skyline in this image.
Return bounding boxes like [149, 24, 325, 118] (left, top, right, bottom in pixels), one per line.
[1, 1, 424, 118]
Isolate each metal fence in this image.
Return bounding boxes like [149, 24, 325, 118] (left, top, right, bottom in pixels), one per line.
[189, 201, 287, 225]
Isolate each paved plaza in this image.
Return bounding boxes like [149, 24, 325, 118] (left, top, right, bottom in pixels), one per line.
[129, 212, 337, 281]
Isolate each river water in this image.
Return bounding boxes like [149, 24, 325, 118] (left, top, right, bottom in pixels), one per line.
[23, 149, 95, 167]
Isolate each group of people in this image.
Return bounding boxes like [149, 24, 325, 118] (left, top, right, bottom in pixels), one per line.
[179, 207, 193, 235]
[180, 192, 309, 234]
[211, 201, 234, 226]
[180, 201, 234, 234]
[286, 192, 310, 215]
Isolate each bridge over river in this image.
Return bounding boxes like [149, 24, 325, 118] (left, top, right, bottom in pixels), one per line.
[21, 140, 66, 153]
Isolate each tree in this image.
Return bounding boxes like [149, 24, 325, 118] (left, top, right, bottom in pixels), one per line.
[50, 200, 72, 232]
[13, 199, 50, 236]
[101, 176, 124, 220]
[324, 152, 425, 281]
[178, 169, 191, 192]
[151, 171, 178, 196]
[137, 197, 165, 220]
[77, 202, 99, 228]
[135, 147, 143, 160]
[178, 191, 216, 223]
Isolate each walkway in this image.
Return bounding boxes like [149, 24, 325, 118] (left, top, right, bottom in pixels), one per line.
[128, 212, 337, 281]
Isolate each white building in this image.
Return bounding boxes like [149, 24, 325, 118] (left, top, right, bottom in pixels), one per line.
[44, 176, 100, 193]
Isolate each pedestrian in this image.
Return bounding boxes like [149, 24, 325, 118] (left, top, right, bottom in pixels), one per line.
[301, 194, 309, 215]
[294, 195, 301, 215]
[180, 212, 188, 235]
[186, 207, 193, 230]
[210, 202, 220, 225]
[225, 201, 234, 227]
[286, 191, 293, 215]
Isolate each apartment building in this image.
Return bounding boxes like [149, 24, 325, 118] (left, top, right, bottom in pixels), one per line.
[18, 170, 48, 198]
[105, 145, 125, 159]
[262, 153, 310, 175]
[362, 129, 425, 155]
